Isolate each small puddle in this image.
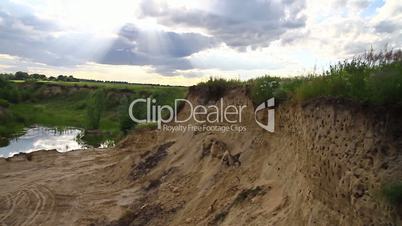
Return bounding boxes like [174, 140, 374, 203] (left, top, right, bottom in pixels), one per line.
[0, 126, 114, 158]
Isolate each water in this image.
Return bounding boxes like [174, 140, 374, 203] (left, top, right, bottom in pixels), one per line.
[0, 126, 114, 158]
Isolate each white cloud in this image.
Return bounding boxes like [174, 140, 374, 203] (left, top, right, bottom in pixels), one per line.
[0, 0, 401, 84]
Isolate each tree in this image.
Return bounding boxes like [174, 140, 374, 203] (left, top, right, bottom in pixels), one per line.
[31, 73, 47, 80]
[118, 95, 147, 133]
[57, 75, 67, 81]
[119, 97, 135, 132]
[0, 73, 15, 80]
[0, 77, 20, 103]
[86, 89, 106, 129]
[15, 71, 29, 80]
[67, 75, 79, 82]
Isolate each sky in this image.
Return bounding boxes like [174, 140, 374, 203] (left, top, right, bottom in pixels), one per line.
[0, 0, 401, 85]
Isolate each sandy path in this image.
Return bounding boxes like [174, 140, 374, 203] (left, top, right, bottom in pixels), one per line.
[0, 149, 138, 226]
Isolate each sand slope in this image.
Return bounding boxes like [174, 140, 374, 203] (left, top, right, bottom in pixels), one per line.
[1, 88, 401, 226]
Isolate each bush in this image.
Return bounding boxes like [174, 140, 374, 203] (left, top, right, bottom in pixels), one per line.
[118, 95, 148, 133]
[198, 77, 242, 101]
[86, 89, 106, 129]
[248, 76, 282, 104]
[118, 97, 136, 132]
[0, 77, 20, 103]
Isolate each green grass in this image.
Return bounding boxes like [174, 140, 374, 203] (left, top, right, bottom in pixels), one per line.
[10, 101, 86, 128]
[8, 91, 87, 127]
[0, 121, 25, 138]
[8, 91, 128, 137]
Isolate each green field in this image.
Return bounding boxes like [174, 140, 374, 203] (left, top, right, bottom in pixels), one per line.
[14, 80, 187, 92]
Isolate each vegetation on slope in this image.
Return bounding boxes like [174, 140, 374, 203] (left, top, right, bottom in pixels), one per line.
[199, 49, 402, 106]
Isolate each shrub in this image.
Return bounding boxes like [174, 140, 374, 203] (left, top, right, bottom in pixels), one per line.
[86, 89, 106, 129]
[198, 77, 242, 101]
[0, 77, 20, 103]
[118, 95, 148, 133]
[118, 97, 137, 132]
[248, 76, 282, 104]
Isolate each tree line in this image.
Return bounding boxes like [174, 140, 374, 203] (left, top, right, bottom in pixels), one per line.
[0, 71, 185, 87]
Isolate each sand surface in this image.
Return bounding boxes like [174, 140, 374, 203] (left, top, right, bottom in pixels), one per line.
[1, 89, 401, 226]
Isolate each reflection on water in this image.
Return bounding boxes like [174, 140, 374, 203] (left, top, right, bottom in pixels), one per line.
[0, 126, 114, 158]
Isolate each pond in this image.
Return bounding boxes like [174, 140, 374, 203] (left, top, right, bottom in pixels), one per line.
[0, 126, 114, 158]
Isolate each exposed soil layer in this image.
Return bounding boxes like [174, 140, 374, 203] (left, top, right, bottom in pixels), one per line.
[0, 88, 401, 226]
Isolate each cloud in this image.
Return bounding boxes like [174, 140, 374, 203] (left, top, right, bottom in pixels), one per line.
[375, 20, 398, 33]
[140, 0, 307, 49]
[1, 0, 401, 81]
[0, 6, 216, 75]
[100, 23, 217, 75]
[0, 2, 102, 67]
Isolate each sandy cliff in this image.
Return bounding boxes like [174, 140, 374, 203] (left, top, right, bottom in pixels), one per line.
[0, 88, 401, 226]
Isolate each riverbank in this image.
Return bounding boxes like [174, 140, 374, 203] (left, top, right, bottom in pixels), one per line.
[0, 80, 187, 147]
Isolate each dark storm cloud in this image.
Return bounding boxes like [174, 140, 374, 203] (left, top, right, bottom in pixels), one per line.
[100, 24, 217, 75]
[140, 0, 307, 49]
[119, 24, 216, 58]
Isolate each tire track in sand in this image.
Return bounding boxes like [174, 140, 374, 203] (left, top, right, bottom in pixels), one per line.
[0, 184, 56, 226]
[0, 194, 14, 222]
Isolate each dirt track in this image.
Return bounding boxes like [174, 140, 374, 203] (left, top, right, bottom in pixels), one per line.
[0, 149, 141, 225]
